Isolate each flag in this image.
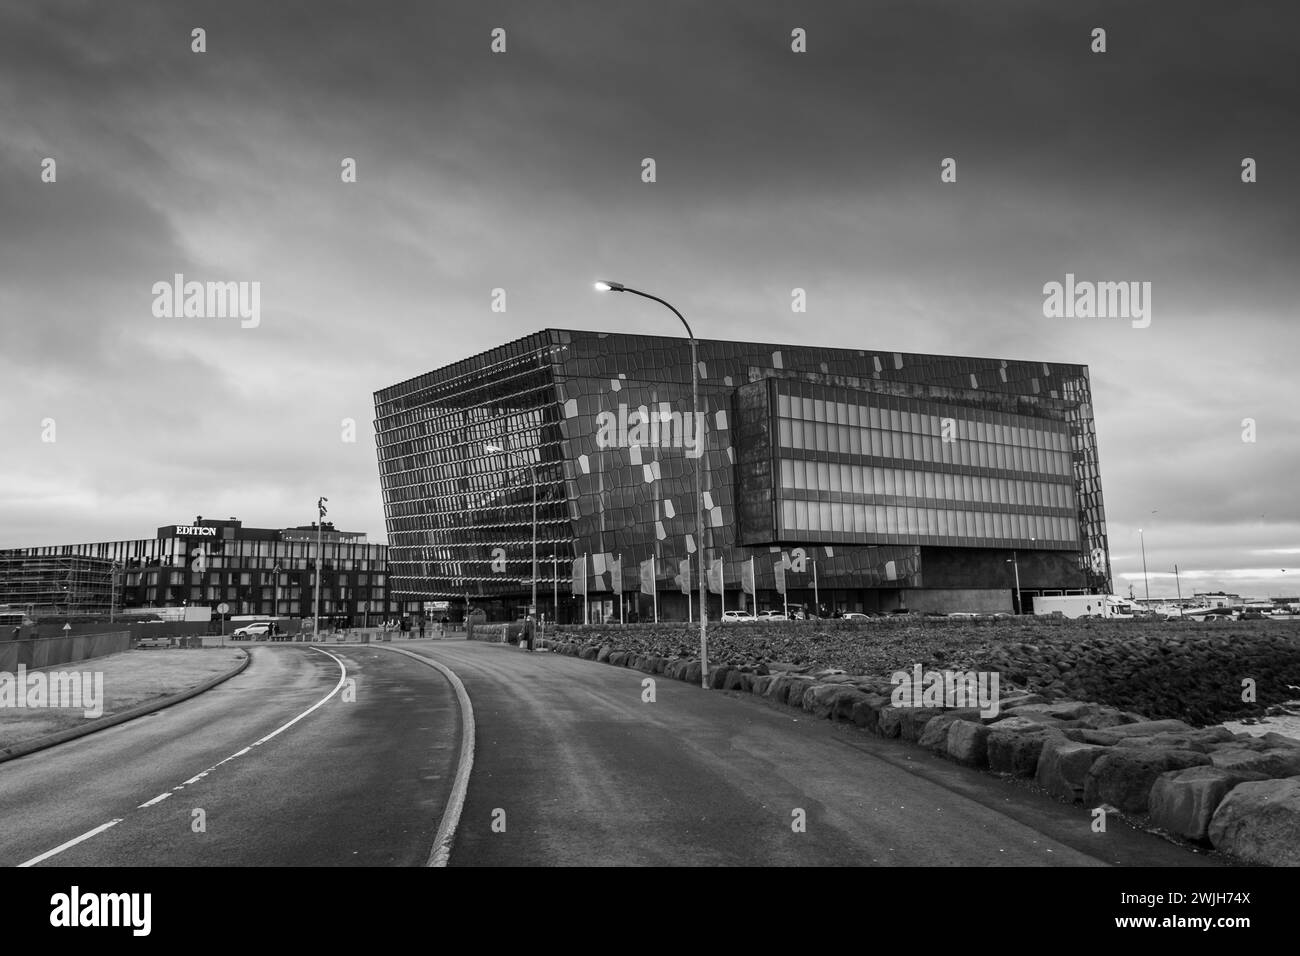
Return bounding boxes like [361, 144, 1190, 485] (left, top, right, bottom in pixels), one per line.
[611, 556, 623, 594]
[317, 496, 328, 518]
[741, 559, 755, 595]
[677, 558, 691, 594]
[571, 555, 587, 596]
[708, 558, 723, 595]
[640, 557, 655, 596]
[774, 561, 787, 595]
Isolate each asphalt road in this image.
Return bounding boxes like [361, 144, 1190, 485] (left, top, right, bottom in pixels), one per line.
[408, 641, 1219, 867]
[0, 644, 459, 866]
[0, 638, 1220, 867]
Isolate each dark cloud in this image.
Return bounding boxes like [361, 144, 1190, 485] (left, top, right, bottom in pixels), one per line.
[1, 0, 1297, 596]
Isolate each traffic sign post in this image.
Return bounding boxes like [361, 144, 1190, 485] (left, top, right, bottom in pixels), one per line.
[218, 602, 230, 646]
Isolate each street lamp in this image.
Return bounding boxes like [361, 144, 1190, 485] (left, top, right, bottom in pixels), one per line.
[485, 443, 538, 635]
[595, 279, 708, 688]
[1138, 527, 1150, 603]
[1006, 552, 1022, 614]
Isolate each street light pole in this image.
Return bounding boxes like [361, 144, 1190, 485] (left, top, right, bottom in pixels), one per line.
[1138, 527, 1150, 603]
[596, 280, 708, 688]
[314, 497, 328, 641]
[1007, 551, 1022, 614]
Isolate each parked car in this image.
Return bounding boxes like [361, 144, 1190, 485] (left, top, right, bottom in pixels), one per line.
[756, 610, 788, 621]
[841, 612, 870, 621]
[232, 622, 273, 639]
[721, 610, 755, 622]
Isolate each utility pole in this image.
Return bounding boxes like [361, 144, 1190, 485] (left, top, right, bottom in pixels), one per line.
[314, 497, 328, 641]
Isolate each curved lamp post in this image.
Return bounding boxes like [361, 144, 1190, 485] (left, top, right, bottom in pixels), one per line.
[595, 280, 708, 689]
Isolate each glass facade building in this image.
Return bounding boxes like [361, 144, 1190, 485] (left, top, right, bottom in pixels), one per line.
[0, 518, 394, 622]
[374, 330, 1111, 621]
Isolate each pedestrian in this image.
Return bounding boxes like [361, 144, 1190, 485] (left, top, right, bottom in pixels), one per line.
[439, 615, 448, 638]
[418, 619, 425, 639]
[524, 616, 536, 652]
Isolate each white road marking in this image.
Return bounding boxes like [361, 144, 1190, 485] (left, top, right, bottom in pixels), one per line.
[370, 645, 475, 868]
[17, 646, 348, 867]
[18, 819, 123, 867]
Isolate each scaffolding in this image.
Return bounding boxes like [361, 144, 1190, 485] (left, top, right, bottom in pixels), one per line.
[0, 552, 116, 618]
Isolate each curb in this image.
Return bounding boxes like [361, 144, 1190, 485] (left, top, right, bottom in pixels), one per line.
[0, 648, 253, 766]
[368, 644, 475, 867]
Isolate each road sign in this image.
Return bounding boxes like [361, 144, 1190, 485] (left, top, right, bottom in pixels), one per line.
[217, 603, 230, 615]
[62, 623, 72, 632]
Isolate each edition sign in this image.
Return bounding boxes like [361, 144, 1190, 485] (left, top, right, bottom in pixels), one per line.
[175, 526, 217, 536]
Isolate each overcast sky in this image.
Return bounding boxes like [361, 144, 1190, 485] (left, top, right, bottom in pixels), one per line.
[2, 0, 1297, 599]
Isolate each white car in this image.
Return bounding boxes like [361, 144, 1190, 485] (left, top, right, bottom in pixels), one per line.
[756, 610, 788, 621]
[721, 610, 755, 622]
[841, 612, 870, 621]
[232, 622, 272, 639]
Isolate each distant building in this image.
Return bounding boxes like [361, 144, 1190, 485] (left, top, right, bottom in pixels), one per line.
[1, 516, 396, 623]
[374, 329, 1111, 621]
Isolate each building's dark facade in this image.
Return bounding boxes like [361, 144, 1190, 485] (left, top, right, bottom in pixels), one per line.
[373, 329, 1111, 622]
[0, 517, 396, 622]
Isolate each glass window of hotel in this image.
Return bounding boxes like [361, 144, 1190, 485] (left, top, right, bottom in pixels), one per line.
[778, 393, 791, 417]
[868, 406, 880, 428]
[782, 500, 797, 532]
[849, 426, 862, 455]
[827, 424, 840, 453]
[813, 399, 825, 422]
[900, 470, 915, 498]
[816, 461, 830, 488]
[888, 408, 901, 431]
[850, 503, 865, 533]
[780, 459, 794, 488]
[875, 505, 887, 533]
[796, 500, 809, 530]
[849, 403, 861, 427]
[779, 418, 793, 447]
[828, 463, 842, 493]
[937, 509, 950, 537]
[885, 507, 899, 534]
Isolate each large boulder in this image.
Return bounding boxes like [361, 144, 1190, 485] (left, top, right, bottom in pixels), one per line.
[607, 651, 627, 667]
[683, 661, 702, 685]
[750, 674, 776, 696]
[899, 708, 938, 742]
[803, 683, 859, 720]
[1209, 748, 1300, 779]
[850, 695, 890, 732]
[917, 709, 984, 752]
[709, 666, 732, 690]
[596, 644, 614, 663]
[1148, 766, 1269, 842]
[987, 721, 1066, 777]
[832, 688, 874, 723]
[947, 720, 991, 767]
[1208, 778, 1300, 866]
[722, 670, 748, 692]
[1036, 739, 1110, 803]
[1104, 719, 1197, 739]
[1083, 749, 1211, 814]
[877, 705, 905, 738]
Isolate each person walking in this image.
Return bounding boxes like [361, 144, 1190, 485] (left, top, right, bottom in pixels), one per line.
[439, 615, 448, 638]
[418, 619, 425, 640]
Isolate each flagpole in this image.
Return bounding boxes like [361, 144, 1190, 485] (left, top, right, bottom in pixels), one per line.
[750, 556, 755, 615]
[652, 555, 658, 624]
[619, 553, 624, 625]
[813, 558, 819, 614]
[583, 553, 589, 626]
[553, 551, 558, 625]
[687, 557, 692, 624]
